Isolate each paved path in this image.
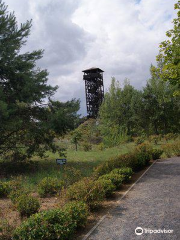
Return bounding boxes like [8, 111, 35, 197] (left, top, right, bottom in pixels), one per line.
[87, 157, 180, 240]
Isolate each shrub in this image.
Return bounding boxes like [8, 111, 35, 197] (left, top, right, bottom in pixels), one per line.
[111, 167, 133, 182]
[148, 135, 159, 145]
[162, 143, 174, 157]
[94, 162, 111, 177]
[37, 177, 64, 197]
[164, 133, 178, 141]
[66, 178, 105, 209]
[16, 195, 40, 217]
[63, 167, 82, 187]
[162, 140, 180, 157]
[0, 218, 14, 240]
[0, 177, 23, 198]
[0, 182, 10, 198]
[94, 144, 153, 179]
[63, 201, 89, 228]
[82, 142, 92, 151]
[95, 179, 115, 197]
[172, 140, 180, 156]
[97, 143, 105, 151]
[134, 143, 153, 169]
[134, 137, 145, 145]
[151, 149, 163, 160]
[13, 209, 76, 240]
[99, 173, 124, 189]
[8, 189, 25, 204]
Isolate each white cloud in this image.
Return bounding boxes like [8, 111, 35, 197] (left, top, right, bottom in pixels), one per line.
[4, 0, 177, 115]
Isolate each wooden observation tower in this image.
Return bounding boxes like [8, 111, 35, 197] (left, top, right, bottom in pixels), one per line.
[83, 67, 104, 118]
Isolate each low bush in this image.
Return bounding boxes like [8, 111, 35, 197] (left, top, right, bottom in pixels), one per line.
[148, 135, 160, 145]
[134, 143, 153, 169]
[0, 182, 10, 198]
[0, 177, 23, 199]
[0, 218, 14, 240]
[134, 136, 145, 145]
[63, 201, 89, 228]
[94, 148, 151, 178]
[13, 209, 76, 240]
[95, 179, 116, 197]
[162, 143, 174, 157]
[82, 142, 92, 151]
[162, 140, 180, 157]
[164, 133, 178, 142]
[8, 189, 25, 204]
[99, 173, 124, 189]
[111, 167, 133, 182]
[37, 177, 64, 197]
[151, 149, 163, 160]
[66, 178, 105, 209]
[172, 140, 180, 156]
[16, 195, 40, 217]
[62, 167, 82, 187]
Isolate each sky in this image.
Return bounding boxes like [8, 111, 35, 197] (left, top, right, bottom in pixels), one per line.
[4, 0, 177, 115]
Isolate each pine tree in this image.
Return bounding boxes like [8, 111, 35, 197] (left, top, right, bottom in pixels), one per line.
[0, 1, 79, 161]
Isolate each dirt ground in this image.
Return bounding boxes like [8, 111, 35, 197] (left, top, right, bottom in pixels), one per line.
[0, 163, 152, 238]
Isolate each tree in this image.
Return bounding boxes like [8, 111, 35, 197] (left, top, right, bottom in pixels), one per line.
[99, 78, 141, 146]
[142, 65, 180, 135]
[0, 1, 80, 161]
[157, 1, 180, 95]
[71, 131, 82, 151]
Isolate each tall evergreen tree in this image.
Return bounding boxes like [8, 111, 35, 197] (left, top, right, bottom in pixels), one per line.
[0, 1, 80, 161]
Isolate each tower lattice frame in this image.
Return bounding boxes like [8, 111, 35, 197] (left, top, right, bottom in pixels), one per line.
[83, 67, 104, 118]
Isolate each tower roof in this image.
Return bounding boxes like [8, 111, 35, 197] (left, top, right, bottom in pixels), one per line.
[82, 67, 104, 73]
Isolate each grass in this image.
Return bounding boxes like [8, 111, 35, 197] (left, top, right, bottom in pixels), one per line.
[0, 142, 135, 191]
[24, 142, 135, 190]
[0, 137, 178, 191]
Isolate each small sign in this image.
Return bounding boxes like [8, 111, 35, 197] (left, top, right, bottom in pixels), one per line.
[56, 159, 67, 165]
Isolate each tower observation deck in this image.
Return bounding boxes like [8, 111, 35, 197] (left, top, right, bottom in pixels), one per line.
[83, 67, 104, 118]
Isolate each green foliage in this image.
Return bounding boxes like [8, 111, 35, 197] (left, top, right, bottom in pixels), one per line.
[111, 167, 133, 182]
[162, 140, 180, 157]
[151, 149, 163, 160]
[164, 133, 178, 141]
[134, 137, 145, 145]
[13, 209, 76, 240]
[157, 1, 180, 94]
[135, 143, 153, 166]
[0, 177, 24, 200]
[0, 2, 80, 162]
[172, 140, 180, 156]
[8, 190, 25, 204]
[16, 195, 40, 217]
[71, 130, 82, 151]
[37, 177, 64, 197]
[99, 74, 180, 145]
[74, 119, 102, 145]
[94, 145, 153, 179]
[63, 201, 89, 228]
[99, 173, 124, 189]
[82, 142, 92, 151]
[99, 78, 143, 146]
[62, 167, 82, 187]
[66, 178, 105, 209]
[0, 182, 9, 198]
[95, 179, 116, 197]
[0, 218, 14, 240]
[148, 135, 161, 145]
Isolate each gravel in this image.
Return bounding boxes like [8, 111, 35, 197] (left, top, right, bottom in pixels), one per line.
[87, 157, 180, 240]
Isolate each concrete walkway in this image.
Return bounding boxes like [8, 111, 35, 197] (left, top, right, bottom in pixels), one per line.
[87, 157, 180, 240]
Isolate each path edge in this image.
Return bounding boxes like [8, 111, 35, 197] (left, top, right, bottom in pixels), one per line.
[82, 159, 158, 240]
